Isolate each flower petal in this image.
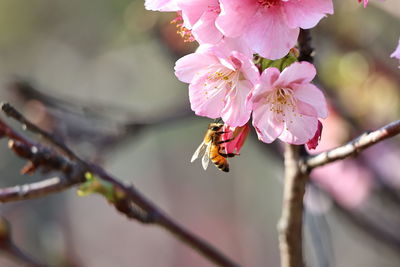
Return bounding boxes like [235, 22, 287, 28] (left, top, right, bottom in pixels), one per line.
[177, 0, 211, 27]
[231, 51, 260, 84]
[250, 67, 280, 105]
[175, 52, 218, 83]
[216, 0, 257, 37]
[189, 73, 226, 119]
[297, 100, 318, 117]
[293, 83, 328, 118]
[391, 38, 400, 62]
[275, 62, 316, 87]
[282, 0, 333, 29]
[192, 11, 223, 44]
[221, 80, 252, 127]
[244, 7, 299, 60]
[279, 112, 318, 145]
[145, 0, 179, 11]
[252, 102, 284, 143]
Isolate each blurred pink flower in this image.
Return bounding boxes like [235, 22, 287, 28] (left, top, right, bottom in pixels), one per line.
[145, 0, 179, 11]
[249, 62, 328, 144]
[216, 0, 333, 59]
[309, 107, 373, 209]
[174, 40, 259, 127]
[177, 0, 223, 44]
[358, 0, 369, 7]
[391, 38, 400, 66]
[222, 123, 251, 154]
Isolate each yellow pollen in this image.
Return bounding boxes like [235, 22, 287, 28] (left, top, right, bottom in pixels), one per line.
[266, 87, 296, 116]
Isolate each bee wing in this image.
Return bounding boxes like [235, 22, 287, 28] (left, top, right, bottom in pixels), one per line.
[202, 142, 212, 170]
[191, 142, 207, 163]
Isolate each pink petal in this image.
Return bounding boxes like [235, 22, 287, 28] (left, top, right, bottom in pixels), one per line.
[274, 62, 316, 87]
[244, 7, 299, 60]
[391, 38, 400, 60]
[279, 112, 318, 145]
[252, 102, 284, 143]
[231, 51, 260, 84]
[293, 83, 328, 118]
[307, 120, 323, 150]
[210, 38, 254, 69]
[174, 52, 218, 83]
[224, 124, 250, 154]
[221, 80, 253, 127]
[177, 0, 210, 27]
[297, 100, 318, 117]
[192, 11, 223, 44]
[145, 0, 179, 11]
[282, 0, 333, 29]
[188, 74, 226, 119]
[216, 0, 257, 37]
[250, 68, 280, 104]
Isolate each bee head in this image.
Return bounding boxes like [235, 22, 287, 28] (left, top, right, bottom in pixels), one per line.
[209, 123, 224, 131]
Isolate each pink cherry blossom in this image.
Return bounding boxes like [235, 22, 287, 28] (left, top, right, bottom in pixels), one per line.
[174, 40, 259, 127]
[222, 123, 250, 154]
[216, 0, 333, 59]
[391, 38, 400, 66]
[249, 62, 328, 145]
[145, 0, 179, 11]
[177, 0, 223, 44]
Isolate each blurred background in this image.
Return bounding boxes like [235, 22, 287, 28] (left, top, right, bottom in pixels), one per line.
[0, 0, 399, 266]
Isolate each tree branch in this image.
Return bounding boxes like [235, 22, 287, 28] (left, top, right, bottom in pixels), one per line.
[0, 103, 239, 267]
[278, 144, 308, 267]
[305, 119, 400, 170]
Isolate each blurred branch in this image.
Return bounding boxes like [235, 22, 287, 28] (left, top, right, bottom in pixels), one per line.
[0, 217, 47, 267]
[298, 29, 314, 63]
[310, 182, 400, 252]
[0, 177, 79, 203]
[7, 79, 193, 159]
[0, 103, 239, 267]
[305, 119, 400, 170]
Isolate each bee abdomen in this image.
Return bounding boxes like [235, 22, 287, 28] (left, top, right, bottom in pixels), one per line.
[212, 157, 229, 172]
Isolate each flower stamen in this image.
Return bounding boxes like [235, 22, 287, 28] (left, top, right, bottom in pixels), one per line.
[266, 87, 296, 121]
[257, 0, 281, 8]
[171, 14, 195, 42]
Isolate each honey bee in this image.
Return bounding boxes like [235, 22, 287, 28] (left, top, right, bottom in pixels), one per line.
[191, 122, 237, 172]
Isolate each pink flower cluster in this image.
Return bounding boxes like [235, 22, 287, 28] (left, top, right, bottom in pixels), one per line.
[146, 0, 334, 147]
[146, 0, 333, 59]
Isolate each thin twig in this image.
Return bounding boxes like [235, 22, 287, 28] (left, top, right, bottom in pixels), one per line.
[305, 119, 400, 170]
[0, 177, 79, 203]
[0, 103, 239, 267]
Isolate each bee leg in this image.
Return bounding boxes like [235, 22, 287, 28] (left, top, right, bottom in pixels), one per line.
[214, 131, 230, 135]
[216, 138, 235, 144]
[218, 148, 237, 158]
[219, 153, 236, 158]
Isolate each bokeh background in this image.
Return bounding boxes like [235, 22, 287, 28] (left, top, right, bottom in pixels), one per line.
[0, 0, 399, 266]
